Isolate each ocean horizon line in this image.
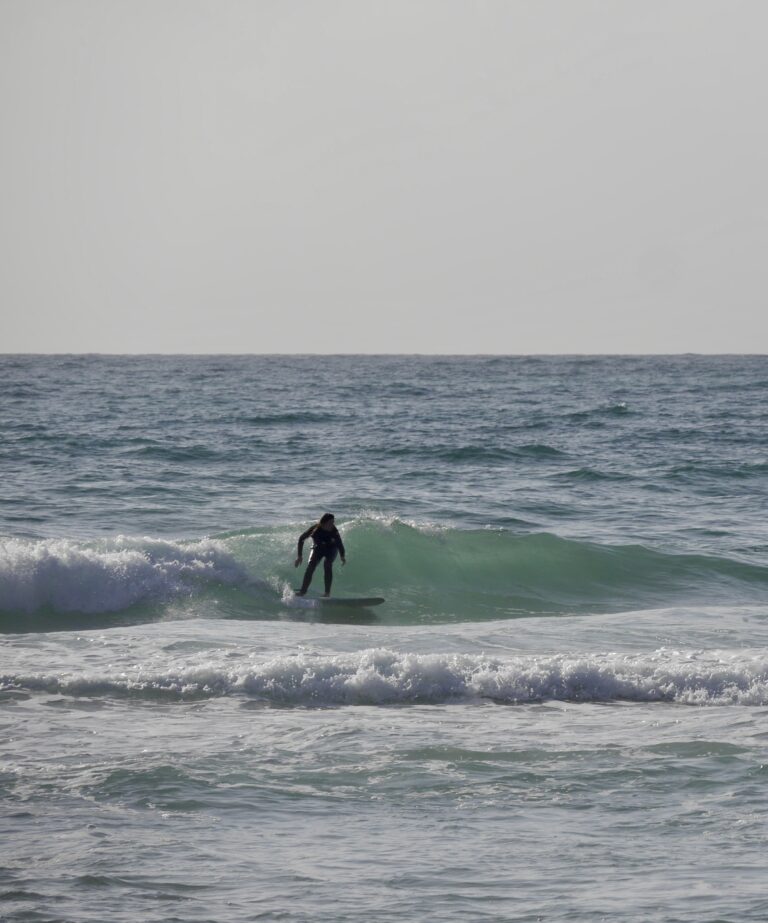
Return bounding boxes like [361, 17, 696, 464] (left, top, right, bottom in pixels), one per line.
[2, 351, 767, 359]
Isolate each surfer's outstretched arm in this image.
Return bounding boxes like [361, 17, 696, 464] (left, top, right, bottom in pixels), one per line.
[295, 525, 315, 567]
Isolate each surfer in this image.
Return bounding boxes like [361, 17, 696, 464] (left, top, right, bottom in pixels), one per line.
[294, 513, 346, 597]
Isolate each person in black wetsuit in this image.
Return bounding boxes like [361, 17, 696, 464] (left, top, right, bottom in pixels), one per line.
[294, 512, 346, 597]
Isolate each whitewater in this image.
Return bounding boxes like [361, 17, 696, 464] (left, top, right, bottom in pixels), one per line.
[2, 355, 768, 922]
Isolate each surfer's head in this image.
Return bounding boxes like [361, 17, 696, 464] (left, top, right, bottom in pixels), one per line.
[319, 512, 335, 529]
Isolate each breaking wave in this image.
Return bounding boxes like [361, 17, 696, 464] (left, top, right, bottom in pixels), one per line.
[1, 518, 767, 630]
[0, 536, 247, 616]
[5, 647, 768, 707]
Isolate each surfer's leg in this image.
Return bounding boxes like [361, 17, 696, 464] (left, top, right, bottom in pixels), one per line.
[323, 557, 333, 596]
[322, 548, 337, 596]
[298, 551, 319, 595]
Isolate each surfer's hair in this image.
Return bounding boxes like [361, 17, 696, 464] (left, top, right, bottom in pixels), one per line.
[319, 512, 335, 525]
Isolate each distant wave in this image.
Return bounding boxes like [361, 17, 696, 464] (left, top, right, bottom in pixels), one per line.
[566, 402, 632, 422]
[373, 443, 568, 464]
[549, 467, 634, 483]
[235, 411, 338, 426]
[666, 461, 768, 481]
[127, 444, 223, 462]
[5, 648, 768, 706]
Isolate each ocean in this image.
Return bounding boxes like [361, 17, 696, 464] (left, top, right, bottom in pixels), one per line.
[2, 354, 768, 922]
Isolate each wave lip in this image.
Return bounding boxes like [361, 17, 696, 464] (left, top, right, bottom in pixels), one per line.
[0, 536, 247, 615]
[7, 648, 768, 707]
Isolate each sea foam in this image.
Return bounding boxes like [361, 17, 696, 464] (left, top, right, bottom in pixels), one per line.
[6, 648, 768, 706]
[0, 536, 247, 614]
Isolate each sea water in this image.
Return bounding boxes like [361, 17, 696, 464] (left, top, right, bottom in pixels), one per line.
[2, 355, 768, 922]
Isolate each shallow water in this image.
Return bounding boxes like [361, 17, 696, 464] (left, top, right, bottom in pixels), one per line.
[2, 355, 768, 921]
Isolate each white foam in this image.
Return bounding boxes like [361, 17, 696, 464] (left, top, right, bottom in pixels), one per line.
[280, 586, 317, 609]
[342, 511, 445, 534]
[6, 647, 768, 706]
[0, 536, 248, 614]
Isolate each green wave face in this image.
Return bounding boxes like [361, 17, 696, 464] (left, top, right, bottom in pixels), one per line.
[234, 518, 768, 624]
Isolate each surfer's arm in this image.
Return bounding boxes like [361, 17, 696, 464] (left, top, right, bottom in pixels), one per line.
[295, 526, 315, 565]
[334, 530, 346, 562]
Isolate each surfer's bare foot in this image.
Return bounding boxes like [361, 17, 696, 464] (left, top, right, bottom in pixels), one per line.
[296, 591, 305, 597]
[322, 592, 330, 598]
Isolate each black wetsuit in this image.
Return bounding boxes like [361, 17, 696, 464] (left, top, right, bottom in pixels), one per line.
[297, 524, 346, 595]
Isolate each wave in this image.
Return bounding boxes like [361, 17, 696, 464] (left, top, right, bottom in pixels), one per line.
[566, 402, 632, 422]
[0, 536, 248, 617]
[5, 648, 768, 706]
[235, 411, 337, 426]
[666, 461, 768, 481]
[549, 467, 634, 483]
[2, 519, 767, 630]
[372, 443, 570, 465]
[332, 518, 768, 613]
[514, 443, 568, 457]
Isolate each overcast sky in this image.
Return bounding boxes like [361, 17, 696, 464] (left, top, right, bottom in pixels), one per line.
[1, 0, 766, 353]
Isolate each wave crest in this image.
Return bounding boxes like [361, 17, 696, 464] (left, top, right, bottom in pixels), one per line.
[0, 536, 246, 615]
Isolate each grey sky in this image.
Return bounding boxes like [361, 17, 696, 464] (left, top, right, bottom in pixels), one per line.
[1, 0, 766, 353]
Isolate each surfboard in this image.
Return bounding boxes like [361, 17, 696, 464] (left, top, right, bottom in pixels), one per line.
[291, 593, 385, 608]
